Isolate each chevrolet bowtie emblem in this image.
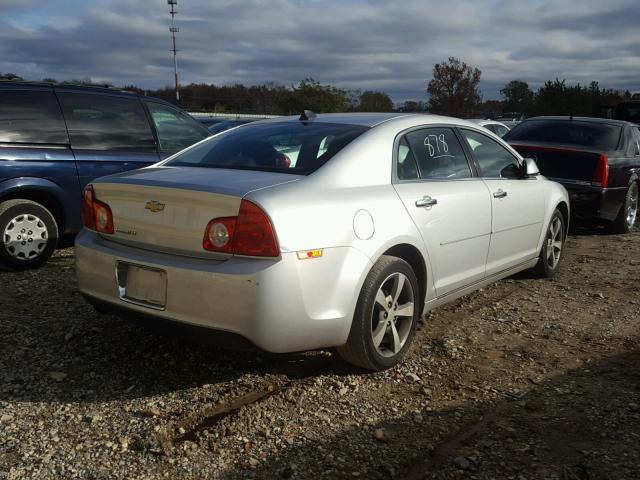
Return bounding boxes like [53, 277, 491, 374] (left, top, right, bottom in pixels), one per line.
[145, 200, 165, 213]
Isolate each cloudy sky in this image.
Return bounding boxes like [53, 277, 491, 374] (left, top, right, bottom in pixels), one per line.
[1, 0, 638, 102]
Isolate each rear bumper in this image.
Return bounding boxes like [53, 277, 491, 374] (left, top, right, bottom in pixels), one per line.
[562, 184, 626, 222]
[75, 230, 371, 353]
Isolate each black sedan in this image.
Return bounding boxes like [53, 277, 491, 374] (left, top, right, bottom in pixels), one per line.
[504, 116, 640, 233]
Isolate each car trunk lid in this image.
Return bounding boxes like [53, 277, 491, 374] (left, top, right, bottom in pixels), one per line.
[92, 166, 300, 258]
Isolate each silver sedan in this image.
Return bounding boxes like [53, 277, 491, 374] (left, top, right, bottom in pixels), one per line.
[75, 112, 569, 370]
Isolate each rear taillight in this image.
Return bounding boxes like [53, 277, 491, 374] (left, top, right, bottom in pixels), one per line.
[82, 185, 114, 234]
[82, 185, 95, 230]
[234, 200, 279, 257]
[592, 154, 609, 188]
[203, 199, 279, 257]
[203, 217, 236, 253]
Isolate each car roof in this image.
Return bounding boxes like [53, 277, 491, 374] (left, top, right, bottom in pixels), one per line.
[0, 80, 177, 107]
[260, 112, 484, 129]
[523, 116, 634, 127]
[469, 119, 504, 125]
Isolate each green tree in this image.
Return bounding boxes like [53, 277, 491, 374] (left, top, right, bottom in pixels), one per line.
[357, 91, 394, 112]
[500, 80, 533, 115]
[399, 100, 428, 112]
[426, 57, 481, 117]
[289, 78, 349, 113]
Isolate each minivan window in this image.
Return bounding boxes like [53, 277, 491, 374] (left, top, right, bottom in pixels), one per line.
[504, 120, 622, 151]
[165, 122, 369, 174]
[57, 92, 156, 151]
[0, 89, 68, 144]
[145, 101, 209, 152]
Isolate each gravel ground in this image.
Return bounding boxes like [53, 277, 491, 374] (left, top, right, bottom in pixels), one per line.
[1, 230, 639, 480]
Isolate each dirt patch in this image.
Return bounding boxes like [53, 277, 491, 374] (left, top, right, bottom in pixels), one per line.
[0, 232, 639, 479]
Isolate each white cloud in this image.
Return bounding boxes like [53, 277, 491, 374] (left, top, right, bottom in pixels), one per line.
[0, 0, 638, 100]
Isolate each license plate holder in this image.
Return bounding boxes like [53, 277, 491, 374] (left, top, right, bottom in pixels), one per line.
[116, 262, 167, 309]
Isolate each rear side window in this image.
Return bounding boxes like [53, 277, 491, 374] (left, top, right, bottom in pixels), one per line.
[461, 129, 521, 178]
[505, 120, 622, 150]
[57, 92, 156, 151]
[145, 101, 209, 152]
[397, 137, 420, 180]
[165, 122, 369, 174]
[0, 89, 68, 144]
[401, 127, 471, 179]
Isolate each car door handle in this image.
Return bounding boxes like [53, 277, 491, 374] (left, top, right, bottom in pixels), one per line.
[493, 189, 507, 198]
[415, 196, 438, 207]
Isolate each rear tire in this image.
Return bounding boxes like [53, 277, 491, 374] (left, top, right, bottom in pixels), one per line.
[610, 182, 638, 234]
[338, 255, 419, 371]
[0, 199, 58, 270]
[532, 209, 564, 278]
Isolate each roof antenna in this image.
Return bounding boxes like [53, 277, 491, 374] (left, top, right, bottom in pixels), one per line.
[299, 110, 316, 122]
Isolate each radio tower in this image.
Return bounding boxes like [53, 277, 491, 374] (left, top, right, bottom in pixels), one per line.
[168, 0, 180, 102]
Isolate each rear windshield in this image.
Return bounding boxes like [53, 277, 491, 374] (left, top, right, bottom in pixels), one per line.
[504, 120, 622, 150]
[164, 121, 369, 174]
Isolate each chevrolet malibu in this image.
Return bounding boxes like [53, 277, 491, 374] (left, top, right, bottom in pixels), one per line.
[76, 112, 569, 370]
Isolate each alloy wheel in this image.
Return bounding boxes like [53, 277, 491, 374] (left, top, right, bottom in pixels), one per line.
[370, 272, 415, 357]
[626, 183, 638, 230]
[545, 216, 563, 270]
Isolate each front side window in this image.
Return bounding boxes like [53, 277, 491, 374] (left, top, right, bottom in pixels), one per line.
[57, 92, 155, 151]
[165, 121, 369, 175]
[0, 89, 68, 144]
[145, 101, 209, 152]
[461, 129, 521, 178]
[402, 127, 471, 179]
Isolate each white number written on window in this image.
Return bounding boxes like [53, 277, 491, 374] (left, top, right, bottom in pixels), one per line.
[424, 134, 454, 159]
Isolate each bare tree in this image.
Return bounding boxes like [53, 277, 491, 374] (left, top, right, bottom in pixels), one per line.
[427, 57, 481, 117]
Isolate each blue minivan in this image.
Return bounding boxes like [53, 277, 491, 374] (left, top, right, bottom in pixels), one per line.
[0, 81, 210, 270]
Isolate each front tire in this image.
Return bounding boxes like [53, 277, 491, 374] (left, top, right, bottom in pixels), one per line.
[0, 199, 58, 270]
[338, 255, 419, 371]
[532, 209, 564, 278]
[611, 182, 638, 234]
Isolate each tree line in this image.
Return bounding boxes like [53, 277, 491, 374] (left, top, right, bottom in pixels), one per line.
[1, 63, 635, 118]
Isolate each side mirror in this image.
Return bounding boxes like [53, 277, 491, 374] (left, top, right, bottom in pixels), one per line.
[524, 157, 539, 176]
[500, 163, 522, 179]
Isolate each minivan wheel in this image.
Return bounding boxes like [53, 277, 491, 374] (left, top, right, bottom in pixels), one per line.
[338, 255, 419, 371]
[611, 182, 638, 234]
[532, 209, 564, 278]
[0, 199, 58, 270]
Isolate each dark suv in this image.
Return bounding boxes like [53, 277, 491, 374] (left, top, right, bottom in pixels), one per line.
[0, 82, 210, 270]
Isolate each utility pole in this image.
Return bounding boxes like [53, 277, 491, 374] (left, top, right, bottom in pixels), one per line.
[168, 0, 180, 102]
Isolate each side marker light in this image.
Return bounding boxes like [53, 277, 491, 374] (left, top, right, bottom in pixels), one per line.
[297, 249, 323, 260]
